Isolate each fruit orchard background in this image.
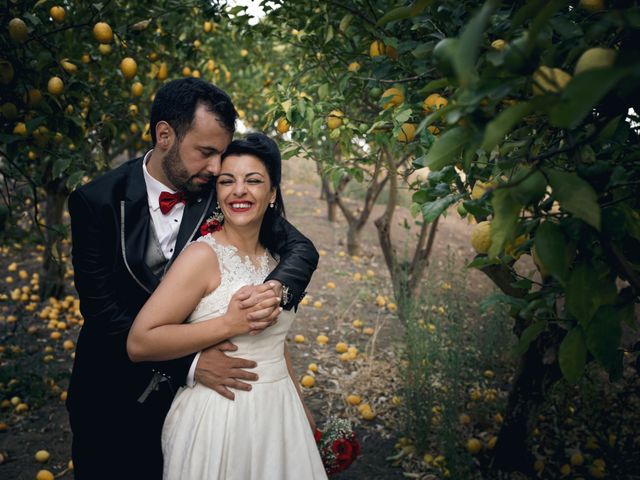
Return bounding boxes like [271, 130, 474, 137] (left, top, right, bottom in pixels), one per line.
[1, 0, 640, 479]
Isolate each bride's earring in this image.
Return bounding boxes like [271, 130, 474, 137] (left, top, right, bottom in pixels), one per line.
[211, 203, 225, 223]
[269, 202, 275, 209]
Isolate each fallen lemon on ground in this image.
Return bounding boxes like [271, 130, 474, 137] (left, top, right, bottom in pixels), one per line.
[466, 438, 483, 454]
[346, 394, 361, 406]
[35, 450, 50, 462]
[294, 334, 305, 343]
[301, 375, 315, 388]
[335, 342, 348, 353]
[316, 334, 329, 345]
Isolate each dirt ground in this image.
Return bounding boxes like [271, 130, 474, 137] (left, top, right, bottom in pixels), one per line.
[0, 156, 492, 479]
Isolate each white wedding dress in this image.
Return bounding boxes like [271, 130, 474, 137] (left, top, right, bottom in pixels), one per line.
[162, 234, 327, 480]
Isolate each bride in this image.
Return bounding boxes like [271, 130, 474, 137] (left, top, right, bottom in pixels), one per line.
[127, 133, 327, 479]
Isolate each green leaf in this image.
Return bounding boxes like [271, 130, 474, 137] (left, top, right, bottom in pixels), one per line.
[376, 0, 435, 26]
[481, 101, 535, 152]
[454, 0, 498, 87]
[417, 78, 450, 95]
[512, 321, 548, 356]
[422, 127, 470, 171]
[585, 305, 624, 379]
[559, 327, 587, 384]
[549, 68, 628, 129]
[338, 14, 353, 32]
[394, 109, 412, 124]
[53, 158, 71, 178]
[489, 189, 522, 258]
[421, 195, 460, 223]
[66, 170, 85, 190]
[466, 256, 501, 269]
[324, 24, 334, 44]
[281, 99, 293, 115]
[566, 261, 618, 327]
[412, 42, 432, 59]
[546, 169, 600, 230]
[534, 221, 568, 284]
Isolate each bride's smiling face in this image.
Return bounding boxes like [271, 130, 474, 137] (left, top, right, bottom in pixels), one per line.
[216, 154, 276, 228]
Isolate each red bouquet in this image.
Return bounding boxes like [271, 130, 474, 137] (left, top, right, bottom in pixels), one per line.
[314, 417, 360, 476]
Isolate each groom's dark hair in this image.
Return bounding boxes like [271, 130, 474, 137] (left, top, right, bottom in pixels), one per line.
[222, 133, 286, 251]
[149, 78, 237, 145]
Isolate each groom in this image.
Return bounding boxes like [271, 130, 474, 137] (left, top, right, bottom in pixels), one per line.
[66, 78, 318, 479]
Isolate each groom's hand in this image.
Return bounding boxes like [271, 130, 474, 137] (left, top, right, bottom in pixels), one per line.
[235, 283, 281, 335]
[195, 341, 258, 401]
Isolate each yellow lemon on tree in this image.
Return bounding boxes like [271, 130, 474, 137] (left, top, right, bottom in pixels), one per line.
[423, 93, 448, 111]
[382, 87, 404, 109]
[470, 221, 492, 254]
[93, 22, 113, 43]
[120, 57, 137, 80]
[466, 438, 483, 454]
[61, 59, 78, 74]
[48, 76, 64, 96]
[276, 117, 290, 134]
[157, 62, 168, 80]
[370, 40, 386, 57]
[9, 18, 29, 43]
[397, 123, 416, 142]
[470, 179, 493, 200]
[98, 44, 112, 55]
[491, 39, 507, 51]
[131, 82, 144, 97]
[574, 47, 616, 75]
[203, 21, 213, 33]
[532, 66, 571, 95]
[326, 110, 343, 130]
[50, 6, 65, 23]
[300, 375, 315, 388]
[13, 122, 27, 136]
[348, 61, 360, 72]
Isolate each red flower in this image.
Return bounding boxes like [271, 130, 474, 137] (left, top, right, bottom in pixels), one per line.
[199, 218, 222, 236]
[314, 428, 323, 443]
[332, 438, 354, 462]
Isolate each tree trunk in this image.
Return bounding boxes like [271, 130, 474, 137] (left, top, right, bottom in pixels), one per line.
[490, 336, 561, 474]
[41, 185, 67, 299]
[346, 224, 362, 256]
[480, 263, 563, 475]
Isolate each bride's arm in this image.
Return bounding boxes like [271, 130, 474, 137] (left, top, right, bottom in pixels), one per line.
[127, 242, 250, 362]
[284, 343, 316, 432]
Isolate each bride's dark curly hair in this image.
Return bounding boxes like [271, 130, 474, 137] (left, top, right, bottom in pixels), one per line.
[220, 133, 286, 252]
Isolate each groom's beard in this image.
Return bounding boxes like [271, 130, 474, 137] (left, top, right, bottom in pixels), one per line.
[162, 142, 213, 194]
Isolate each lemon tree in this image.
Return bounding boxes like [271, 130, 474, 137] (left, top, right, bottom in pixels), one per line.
[398, 0, 640, 472]
[0, 1, 254, 296]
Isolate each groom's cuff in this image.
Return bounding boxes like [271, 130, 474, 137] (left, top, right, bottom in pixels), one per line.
[186, 352, 201, 387]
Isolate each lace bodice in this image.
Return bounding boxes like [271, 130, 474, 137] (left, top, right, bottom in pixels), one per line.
[188, 234, 272, 323]
[186, 234, 294, 365]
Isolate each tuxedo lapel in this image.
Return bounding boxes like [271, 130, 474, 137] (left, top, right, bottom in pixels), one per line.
[168, 187, 214, 268]
[121, 157, 160, 294]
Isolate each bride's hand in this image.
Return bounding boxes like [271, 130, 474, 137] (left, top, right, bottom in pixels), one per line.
[225, 287, 281, 336]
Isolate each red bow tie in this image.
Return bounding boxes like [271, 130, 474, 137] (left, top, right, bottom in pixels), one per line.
[159, 191, 186, 214]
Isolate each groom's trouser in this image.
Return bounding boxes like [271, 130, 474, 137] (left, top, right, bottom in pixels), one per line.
[69, 394, 169, 480]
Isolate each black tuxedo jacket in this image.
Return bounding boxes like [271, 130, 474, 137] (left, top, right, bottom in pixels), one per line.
[65, 156, 318, 472]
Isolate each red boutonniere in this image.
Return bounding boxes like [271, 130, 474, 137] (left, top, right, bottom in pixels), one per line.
[199, 213, 223, 236]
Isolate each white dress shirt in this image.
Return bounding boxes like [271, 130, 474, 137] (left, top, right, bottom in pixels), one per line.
[142, 151, 199, 387]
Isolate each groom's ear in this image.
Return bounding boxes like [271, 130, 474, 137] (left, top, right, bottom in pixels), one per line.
[155, 121, 174, 150]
